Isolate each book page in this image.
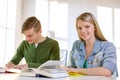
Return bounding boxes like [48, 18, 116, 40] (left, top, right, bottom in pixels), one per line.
[44, 68, 67, 73]
[36, 69, 69, 78]
[20, 68, 36, 77]
[0, 67, 6, 73]
[0, 67, 21, 73]
[38, 60, 62, 69]
[6, 68, 21, 73]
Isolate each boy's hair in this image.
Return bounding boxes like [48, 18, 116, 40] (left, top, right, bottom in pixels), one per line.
[22, 16, 41, 33]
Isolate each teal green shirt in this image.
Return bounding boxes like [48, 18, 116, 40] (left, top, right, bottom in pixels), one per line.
[83, 60, 87, 68]
[10, 37, 60, 68]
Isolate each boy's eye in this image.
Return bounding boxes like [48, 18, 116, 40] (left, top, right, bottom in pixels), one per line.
[28, 35, 32, 37]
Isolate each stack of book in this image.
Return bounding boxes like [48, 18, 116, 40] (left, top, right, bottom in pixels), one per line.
[20, 60, 69, 78]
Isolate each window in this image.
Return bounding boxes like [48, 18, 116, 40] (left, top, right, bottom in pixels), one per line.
[35, 0, 68, 49]
[0, 0, 17, 66]
[97, 6, 113, 42]
[114, 8, 120, 48]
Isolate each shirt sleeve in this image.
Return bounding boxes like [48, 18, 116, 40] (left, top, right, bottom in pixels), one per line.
[102, 42, 117, 74]
[10, 41, 25, 65]
[50, 40, 60, 60]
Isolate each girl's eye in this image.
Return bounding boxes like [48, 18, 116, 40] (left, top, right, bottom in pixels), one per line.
[85, 26, 90, 28]
[77, 27, 82, 30]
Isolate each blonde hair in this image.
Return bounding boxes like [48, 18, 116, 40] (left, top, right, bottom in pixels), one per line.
[76, 12, 107, 41]
[22, 16, 41, 33]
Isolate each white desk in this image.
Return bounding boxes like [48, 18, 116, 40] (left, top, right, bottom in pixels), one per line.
[0, 73, 119, 80]
[19, 76, 117, 80]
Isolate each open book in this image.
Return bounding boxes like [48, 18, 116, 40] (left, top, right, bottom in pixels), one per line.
[0, 66, 21, 73]
[20, 60, 69, 78]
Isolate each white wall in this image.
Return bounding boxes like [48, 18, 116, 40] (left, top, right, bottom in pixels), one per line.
[22, 0, 35, 21]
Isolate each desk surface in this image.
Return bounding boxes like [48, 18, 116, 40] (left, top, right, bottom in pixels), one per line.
[0, 73, 119, 80]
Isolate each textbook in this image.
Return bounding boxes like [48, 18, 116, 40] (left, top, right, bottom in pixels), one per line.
[0, 66, 21, 73]
[20, 60, 69, 78]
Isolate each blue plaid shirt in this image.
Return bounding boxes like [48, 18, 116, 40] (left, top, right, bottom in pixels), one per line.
[69, 39, 118, 76]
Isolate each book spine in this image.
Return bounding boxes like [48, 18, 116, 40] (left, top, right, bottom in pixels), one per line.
[35, 74, 49, 78]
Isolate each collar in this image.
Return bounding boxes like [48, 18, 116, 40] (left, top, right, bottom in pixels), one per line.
[79, 39, 104, 55]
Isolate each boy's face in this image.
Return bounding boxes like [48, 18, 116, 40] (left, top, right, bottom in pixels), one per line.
[23, 28, 40, 44]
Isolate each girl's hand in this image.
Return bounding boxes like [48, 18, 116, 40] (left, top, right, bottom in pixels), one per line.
[64, 67, 80, 73]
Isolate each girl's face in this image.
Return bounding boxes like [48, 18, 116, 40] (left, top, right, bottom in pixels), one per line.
[77, 20, 96, 41]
